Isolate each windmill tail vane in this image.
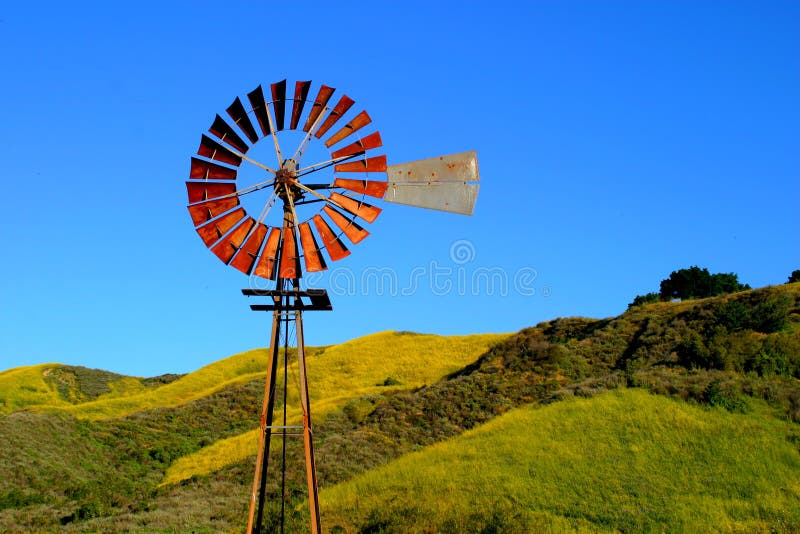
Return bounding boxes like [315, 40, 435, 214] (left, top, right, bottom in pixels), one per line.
[185, 78, 480, 533]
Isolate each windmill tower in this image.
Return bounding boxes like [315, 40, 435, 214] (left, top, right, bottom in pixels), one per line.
[186, 79, 479, 533]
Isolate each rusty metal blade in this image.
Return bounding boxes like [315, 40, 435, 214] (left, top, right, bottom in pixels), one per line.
[303, 85, 335, 132]
[279, 225, 300, 279]
[330, 131, 382, 159]
[196, 207, 246, 247]
[324, 111, 372, 148]
[212, 217, 255, 264]
[209, 114, 249, 153]
[253, 227, 281, 279]
[330, 192, 381, 223]
[226, 97, 259, 144]
[384, 151, 480, 215]
[230, 223, 268, 274]
[291, 81, 311, 130]
[314, 95, 354, 139]
[322, 205, 369, 244]
[187, 195, 240, 226]
[186, 181, 236, 204]
[298, 222, 327, 272]
[311, 214, 350, 261]
[334, 155, 387, 173]
[190, 157, 237, 180]
[271, 80, 287, 132]
[247, 85, 271, 137]
[198, 134, 242, 166]
[332, 178, 388, 199]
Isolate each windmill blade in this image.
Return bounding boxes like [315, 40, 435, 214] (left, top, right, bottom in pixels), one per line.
[303, 85, 335, 132]
[253, 227, 281, 279]
[331, 132, 382, 159]
[226, 97, 260, 144]
[186, 181, 236, 204]
[384, 151, 480, 215]
[209, 114, 249, 153]
[196, 208, 246, 247]
[247, 85, 271, 137]
[332, 178, 387, 199]
[190, 157, 237, 180]
[334, 155, 387, 173]
[198, 134, 242, 166]
[271, 80, 287, 131]
[298, 222, 327, 272]
[187, 196, 240, 226]
[279, 225, 300, 278]
[314, 95, 354, 139]
[230, 223, 268, 274]
[212, 217, 256, 264]
[291, 81, 311, 130]
[330, 192, 381, 223]
[322, 205, 369, 244]
[324, 111, 371, 148]
[312, 214, 350, 261]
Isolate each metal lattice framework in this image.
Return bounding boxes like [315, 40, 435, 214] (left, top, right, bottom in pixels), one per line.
[186, 79, 480, 533]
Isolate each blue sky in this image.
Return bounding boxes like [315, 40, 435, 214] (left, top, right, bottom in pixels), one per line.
[0, 1, 797, 376]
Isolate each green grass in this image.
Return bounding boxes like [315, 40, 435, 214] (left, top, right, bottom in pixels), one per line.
[0, 364, 67, 413]
[160, 331, 509, 486]
[321, 389, 800, 532]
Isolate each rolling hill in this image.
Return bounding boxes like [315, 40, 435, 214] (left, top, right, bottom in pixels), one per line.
[0, 283, 798, 532]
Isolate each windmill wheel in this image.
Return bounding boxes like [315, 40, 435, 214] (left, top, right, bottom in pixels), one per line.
[186, 79, 388, 280]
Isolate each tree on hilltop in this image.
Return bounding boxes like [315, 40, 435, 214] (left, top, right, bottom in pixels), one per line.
[629, 266, 750, 308]
[659, 266, 749, 300]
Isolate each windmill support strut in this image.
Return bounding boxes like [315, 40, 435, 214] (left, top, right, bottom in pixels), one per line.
[243, 287, 331, 534]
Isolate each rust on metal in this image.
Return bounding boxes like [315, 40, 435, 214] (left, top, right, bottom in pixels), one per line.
[314, 95, 354, 139]
[212, 217, 256, 264]
[190, 157, 237, 180]
[271, 79, 287, 131]
[198, 134, 242, 166]
[303, 85, 335, 132]
[330, 131, 382, 159]
[187, 196, 240, 226]
[291, 81, 311, 130]
[230, 223, 269, 274]
[311, 214, 350, 261]
[298, 222, 327, 272]
[195, 207, 246, 246]
[279, 225, 300, 278]
[186, 181, 236, 204]
[209, 114, 249, 153]
[247, 85, 271, 137]
[322, 205, 369, 244]
[332, 178, 388, 199]
[324, 110, 372, 148]
[334, 155, 387, 173]
[330, 192, 381, 223]
[226, 96, 260, 144]
[253, 227, 281, 279]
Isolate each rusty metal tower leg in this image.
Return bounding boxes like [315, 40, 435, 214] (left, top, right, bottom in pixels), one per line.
[247, 305, 282, 534]
[242, 286, 332, 533]
[295, 310, 322, 533]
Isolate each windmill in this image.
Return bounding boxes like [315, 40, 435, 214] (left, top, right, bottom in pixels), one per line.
[186, 79, 479, 533]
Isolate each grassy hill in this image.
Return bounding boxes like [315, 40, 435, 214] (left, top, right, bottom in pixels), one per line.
[0, 364, 181, 415]
[0, 284, 798, 532]
[321, 389, 800, 532]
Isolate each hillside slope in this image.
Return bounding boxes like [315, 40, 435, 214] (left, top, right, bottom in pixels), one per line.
[321, 389, 800, 532]
[0, 284, 798, 532]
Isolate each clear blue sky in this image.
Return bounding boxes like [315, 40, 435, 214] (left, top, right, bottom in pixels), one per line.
[0, 1, 797, 376]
